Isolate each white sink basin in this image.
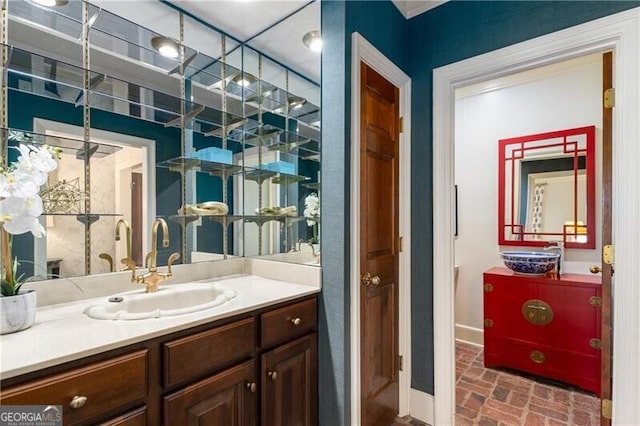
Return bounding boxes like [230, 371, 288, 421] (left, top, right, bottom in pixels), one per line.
[83, 282, 236, 320]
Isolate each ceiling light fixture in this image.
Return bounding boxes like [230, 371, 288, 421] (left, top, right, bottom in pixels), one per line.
[32, 0, 68, 6]
[232, 72, 257, 87]
[288, 96, 307, 109]
[302, 30, 322, 53]
[151, 36, 180, 59]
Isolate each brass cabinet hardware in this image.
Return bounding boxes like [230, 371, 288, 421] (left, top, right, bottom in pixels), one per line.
[530, 350, 546, 364]
[602, 399, 613, 419]
[589, 265, 601, 274]
[589, 338, 602, 349]
[361, 272, 380, 287]
[603, 244, 614, 265]
[522, 299, 554, 326]
[589, 296, 602, 306]
[246, 382, 257, 393]
[290, 317, 301, 326]
[483, 283, 493, 292]
[484, 319, 494, 328]
[69, 395, 88, 409]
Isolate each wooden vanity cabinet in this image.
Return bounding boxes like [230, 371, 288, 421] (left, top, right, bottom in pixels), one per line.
[0, 295, 318, 426]
[483, 267, 601, 395]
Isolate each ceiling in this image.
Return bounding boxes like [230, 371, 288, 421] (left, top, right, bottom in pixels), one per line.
[171, 0, 321, 83]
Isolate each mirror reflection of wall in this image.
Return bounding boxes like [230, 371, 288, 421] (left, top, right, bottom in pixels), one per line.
[3, 0, 321, 281]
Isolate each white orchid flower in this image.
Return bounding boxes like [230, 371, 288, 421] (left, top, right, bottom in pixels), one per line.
[0, 195, 45, 236]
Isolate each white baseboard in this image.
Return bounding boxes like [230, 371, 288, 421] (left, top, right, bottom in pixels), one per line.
[410, 388, 434, 425]
[455, 323, 483, 346]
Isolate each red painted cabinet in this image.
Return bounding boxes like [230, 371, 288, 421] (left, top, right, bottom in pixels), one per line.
[483, 267, 601, 395]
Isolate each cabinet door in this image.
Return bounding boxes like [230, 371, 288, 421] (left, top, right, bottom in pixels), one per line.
[164, 360, 256, 426]
[262, 333, 317, 426]
[484, 274, 539, 341]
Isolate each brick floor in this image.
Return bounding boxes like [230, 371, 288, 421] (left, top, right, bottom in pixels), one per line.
[455, 341, 600, 425]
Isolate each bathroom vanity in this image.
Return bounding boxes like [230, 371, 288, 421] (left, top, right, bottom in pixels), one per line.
[483, 267, 601, 395]
[0, 275, 318, 426]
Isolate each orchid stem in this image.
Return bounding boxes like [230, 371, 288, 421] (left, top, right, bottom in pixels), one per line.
[1, 227, 12, 285]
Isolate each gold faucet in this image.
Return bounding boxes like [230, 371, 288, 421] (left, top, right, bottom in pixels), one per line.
[121, 218, 180, 293]
[115, 219, 132, 270]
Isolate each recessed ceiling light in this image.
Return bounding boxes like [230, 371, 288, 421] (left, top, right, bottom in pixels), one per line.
[232, 72, 257, 87]
[151, 36, 180, 59]
[303, 30, 322, 53]
[288, 96, 307, 109]
[32, 0, 68, 6]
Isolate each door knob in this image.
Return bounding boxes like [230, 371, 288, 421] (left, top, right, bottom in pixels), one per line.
[362, 272, 381, 286]
[268, 371, 277, 381]
[589, 265, 601, 274]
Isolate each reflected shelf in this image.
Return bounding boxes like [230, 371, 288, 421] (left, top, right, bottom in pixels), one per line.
[244, 168, 309, 185]
[6, 128, 122, 158]
[157, 156, 243, 178]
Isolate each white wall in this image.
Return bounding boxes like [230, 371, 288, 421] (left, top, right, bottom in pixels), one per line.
[454, 53, 603, 343]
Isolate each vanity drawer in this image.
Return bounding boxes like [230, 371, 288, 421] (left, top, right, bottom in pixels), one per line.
[163, 317, 255, 388]
[261, 298, 317, 348]
[0, 350, 147, 425]
[99, 406, 147, 426]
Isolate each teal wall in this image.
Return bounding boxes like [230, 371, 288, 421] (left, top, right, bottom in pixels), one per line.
[320, 0, 639, 423]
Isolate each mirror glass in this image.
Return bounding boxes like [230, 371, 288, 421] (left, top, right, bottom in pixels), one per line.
[3, 0, 320, 281]
[498, 126, 595, 249]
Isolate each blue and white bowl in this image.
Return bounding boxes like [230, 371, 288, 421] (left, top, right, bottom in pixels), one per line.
[500, 251, 560, 276]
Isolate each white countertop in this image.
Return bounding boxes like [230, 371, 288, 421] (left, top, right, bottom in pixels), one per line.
[0, 274, 320, 380]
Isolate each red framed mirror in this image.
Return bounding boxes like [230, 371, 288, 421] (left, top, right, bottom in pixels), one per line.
[498, 126, 596, 249]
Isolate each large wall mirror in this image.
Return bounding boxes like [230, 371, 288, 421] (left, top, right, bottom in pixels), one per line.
[2, 0, 320, 281]
[498, 126, 595, 249]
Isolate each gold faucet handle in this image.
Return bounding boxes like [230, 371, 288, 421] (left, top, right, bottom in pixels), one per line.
[166, 252, 180, 276]
[120, 257, 138, 282]
[99, 253, 114, 272]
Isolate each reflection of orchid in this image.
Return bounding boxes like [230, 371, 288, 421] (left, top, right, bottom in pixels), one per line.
[303, 193, 319, 244]
[1, 144, 60, 296]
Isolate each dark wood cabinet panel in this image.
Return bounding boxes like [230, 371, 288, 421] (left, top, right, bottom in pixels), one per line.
[483, 267, 601, 395]
[262, 333, 317, 426]
[98, 406, 147, 426]
[260, 298, 317, 349]
[0, 350, 148, 425]
[164, 317, 255, 388]
[164, 360, 257, 426]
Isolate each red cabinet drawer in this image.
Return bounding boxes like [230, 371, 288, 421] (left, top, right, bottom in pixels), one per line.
[485, 337, 599, 395]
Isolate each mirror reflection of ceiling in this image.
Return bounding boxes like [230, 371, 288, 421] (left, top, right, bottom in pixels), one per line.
[170, 0, 320, 83]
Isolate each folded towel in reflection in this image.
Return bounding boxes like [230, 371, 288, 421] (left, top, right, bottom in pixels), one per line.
[179, 201, 229, 216]
[255, 205, 297, 216]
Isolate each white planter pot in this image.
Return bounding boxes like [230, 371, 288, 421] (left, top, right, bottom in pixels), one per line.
[1, 290, 37, 334]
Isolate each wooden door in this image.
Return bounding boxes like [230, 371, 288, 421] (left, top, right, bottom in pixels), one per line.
[163, 360, 256, 426]
[359, 62, 400, 426]
[131, 172, 143, 266]
[262, 333, 317, 426]
[599, 50, 613, 425]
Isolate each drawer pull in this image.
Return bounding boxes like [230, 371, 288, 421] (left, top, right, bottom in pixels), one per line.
[69, 395, 88, 409]
[530, 350, 546, 364]
[291, 317, 302, 326]
[246, 382, 257, 393]
[268, 371, 278, 381]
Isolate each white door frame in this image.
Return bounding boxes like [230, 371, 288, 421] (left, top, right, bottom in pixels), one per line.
[433, 8, 640, 425]
[350, 32, 412, 424]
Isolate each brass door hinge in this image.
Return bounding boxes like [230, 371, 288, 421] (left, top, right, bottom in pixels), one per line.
[603, 245, 614, 265]
[398, 355, 404, 371]
[589, 338, 602, 349]
[398, 116, 404, 133]
[484, 283, 493, 292]
[398, 236, 403, 252]
[602, 399, 612, 419]
[604, 88, 615, 109]
[589, 296, 602, 307]
[484, 319, 494, 328]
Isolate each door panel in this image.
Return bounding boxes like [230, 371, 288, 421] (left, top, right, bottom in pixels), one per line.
[360, 62, 400, 426]
[600, 50, 613, 425]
